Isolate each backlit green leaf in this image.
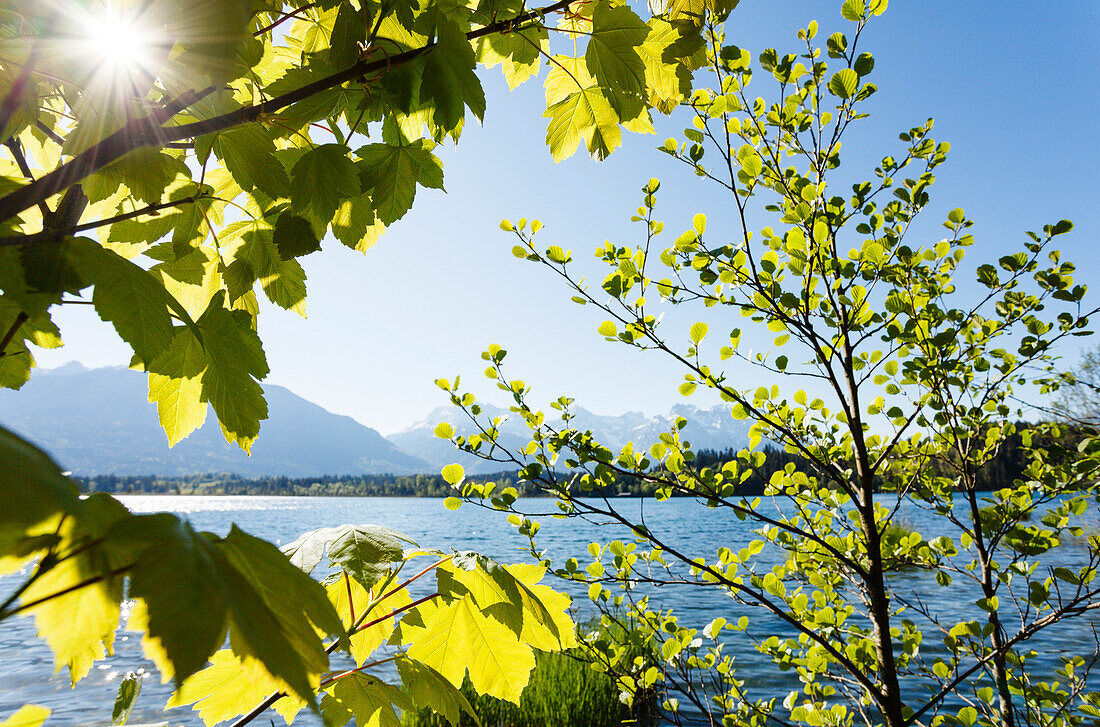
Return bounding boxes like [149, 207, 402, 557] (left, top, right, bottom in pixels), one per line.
[420, 21, 486, 133]
[147, 327, 208, 447]
[289, 144, 361, 226]
[195, 295, 269, 452]
[585, 4, 649, 110]
[827, 68, 859, 99]
[442, 464, 465, 486]
[404, 596, 535, 704]
[356, 140, 444, 225]
[321, 672, 412, 727]
[396, 656, 480, 727]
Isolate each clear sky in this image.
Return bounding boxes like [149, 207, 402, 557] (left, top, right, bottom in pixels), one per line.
[37, 0, 1100, 435]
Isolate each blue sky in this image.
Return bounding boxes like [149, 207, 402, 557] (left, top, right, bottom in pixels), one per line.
[39, 0, 1100, 434]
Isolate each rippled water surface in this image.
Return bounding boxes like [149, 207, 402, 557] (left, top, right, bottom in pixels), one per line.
[2, 495, 1097, 725]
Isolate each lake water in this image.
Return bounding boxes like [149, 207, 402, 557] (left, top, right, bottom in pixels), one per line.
[1, 495, 1097, 725]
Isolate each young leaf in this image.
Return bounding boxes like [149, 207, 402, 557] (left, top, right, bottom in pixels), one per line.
[690, 321, 708, 344]
[111, 672, 141, 725]
[441, 463, 465, 486]
[827, 68, 859, 99]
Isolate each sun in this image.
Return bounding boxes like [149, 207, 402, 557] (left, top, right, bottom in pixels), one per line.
[84, 9, 154, 72]
[68, 2, 169, 104]
[87, 13, 147, 68]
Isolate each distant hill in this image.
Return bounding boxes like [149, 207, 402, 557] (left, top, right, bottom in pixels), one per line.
[0, 364, 429, 476]
[389, 402, 752, 474]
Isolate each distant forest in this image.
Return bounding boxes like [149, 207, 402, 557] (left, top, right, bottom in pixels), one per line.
[76, 423, 1085, 498]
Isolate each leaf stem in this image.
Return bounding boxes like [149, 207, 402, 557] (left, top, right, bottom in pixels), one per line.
[318, 655, 399, 688]
[0, 563, 131, 620]
[350, 591, 439, 636]
[254, 2, 319, 37]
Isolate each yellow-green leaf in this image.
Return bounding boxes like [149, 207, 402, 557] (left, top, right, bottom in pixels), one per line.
[405, 596, 535, 704]
[442, 464, 465, 485]
[0, 705, 50, 727]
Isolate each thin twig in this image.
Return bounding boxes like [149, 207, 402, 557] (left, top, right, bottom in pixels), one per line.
[254, 3, 319, 37]
[318, 655, 399, 687]
[34, 120, 63, 147]
[0, 563, 131, 619]
[0, 195, 198, 247]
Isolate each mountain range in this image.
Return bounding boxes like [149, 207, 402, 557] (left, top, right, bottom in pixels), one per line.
[391, 402, 752, 474]
[0, 363, 428, 476]
[0, 365, 750, 477]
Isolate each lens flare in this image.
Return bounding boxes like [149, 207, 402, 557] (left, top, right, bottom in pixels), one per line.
[85, 10, 151, 71]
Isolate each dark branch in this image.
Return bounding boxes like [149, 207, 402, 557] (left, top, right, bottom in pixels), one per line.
[0, 195, 199, 247]
[0, 311, 29, 357]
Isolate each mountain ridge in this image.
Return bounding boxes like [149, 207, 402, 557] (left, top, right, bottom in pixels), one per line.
[389, 401, 751, 474]
[1, 365, 751, 477]
[0, 364, 429, 476]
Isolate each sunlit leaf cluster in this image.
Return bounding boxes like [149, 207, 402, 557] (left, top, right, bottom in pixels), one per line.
[0, 431, 577, 725]
[0, 0, 719, 450]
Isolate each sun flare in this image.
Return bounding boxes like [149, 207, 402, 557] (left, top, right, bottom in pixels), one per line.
[84, 10, 152, 71]
[87, 14, 146, 66]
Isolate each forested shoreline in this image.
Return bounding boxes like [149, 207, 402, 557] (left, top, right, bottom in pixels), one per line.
[76, 423, 1084, 497]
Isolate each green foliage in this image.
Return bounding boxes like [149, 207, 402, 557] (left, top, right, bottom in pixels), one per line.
[0, 0, 720, 450]
[442, 5, 1100, 727]
[0, 445, 578, 725]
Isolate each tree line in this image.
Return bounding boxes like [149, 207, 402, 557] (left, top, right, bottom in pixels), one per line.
[75, 421, 1084, 498]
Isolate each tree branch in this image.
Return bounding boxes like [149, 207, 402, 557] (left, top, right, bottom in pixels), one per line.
[0, 195, 198, 247]
[0, 311, 29, 358]
[4, 139, 51, 219]
[905, 592, 1100, 726]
